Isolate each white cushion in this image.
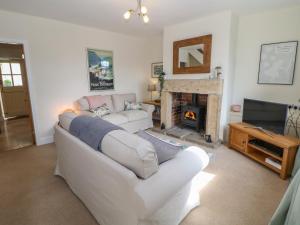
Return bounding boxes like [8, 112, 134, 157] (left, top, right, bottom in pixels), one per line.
[75, 96, 115, 112]
[74, 98, 90, 111]
[101, 130, 159, 179]
[58, 112, 77, 131]
[120, 110, 148, 122]
[102, 113, 128, 125]
[112, 94, 136, 112]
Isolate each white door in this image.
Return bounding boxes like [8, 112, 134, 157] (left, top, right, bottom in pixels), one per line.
[0, 60, 28, 118]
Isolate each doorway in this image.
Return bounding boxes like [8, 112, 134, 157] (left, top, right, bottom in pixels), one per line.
[0, 43, 35, 152]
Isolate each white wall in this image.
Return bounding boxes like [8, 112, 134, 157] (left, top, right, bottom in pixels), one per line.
[233, 6, 300, 106]
[0, 10, 162, 145]
[163, 11, 238, 140]
[148, 36, 163, 100]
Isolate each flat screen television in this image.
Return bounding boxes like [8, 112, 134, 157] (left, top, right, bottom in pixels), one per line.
[242, 99, 288, 135]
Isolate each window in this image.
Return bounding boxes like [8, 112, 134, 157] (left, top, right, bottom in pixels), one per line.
[0, 62, 23, 87]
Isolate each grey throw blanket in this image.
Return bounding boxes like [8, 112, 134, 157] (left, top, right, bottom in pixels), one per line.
[69, 115, 123, 151]
[137, 130, 184, 164]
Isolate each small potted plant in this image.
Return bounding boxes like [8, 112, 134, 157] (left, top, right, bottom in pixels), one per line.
[158, 72, 166, 98]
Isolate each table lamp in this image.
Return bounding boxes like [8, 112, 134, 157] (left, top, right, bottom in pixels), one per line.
[147, 84, 157, 101]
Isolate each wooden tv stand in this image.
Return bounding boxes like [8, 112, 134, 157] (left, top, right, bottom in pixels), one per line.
[228, 122, 300, 179]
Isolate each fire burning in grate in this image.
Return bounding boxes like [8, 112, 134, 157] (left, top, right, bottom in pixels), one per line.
[184, 111, 197, 121]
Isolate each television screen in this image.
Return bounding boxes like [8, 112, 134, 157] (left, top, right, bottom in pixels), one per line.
[242, 99, 288, 134]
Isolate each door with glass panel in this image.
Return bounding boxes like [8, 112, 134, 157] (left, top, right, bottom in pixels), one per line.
[0, 60, 28, 118]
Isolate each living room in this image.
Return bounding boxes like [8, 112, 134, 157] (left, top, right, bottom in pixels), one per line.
[0, 1, 299, 225]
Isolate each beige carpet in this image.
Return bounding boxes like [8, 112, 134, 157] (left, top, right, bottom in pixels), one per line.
[0, 142, 289, 225]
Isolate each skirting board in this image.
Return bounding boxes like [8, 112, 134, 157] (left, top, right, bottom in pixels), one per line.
[36, 135, 54, 146]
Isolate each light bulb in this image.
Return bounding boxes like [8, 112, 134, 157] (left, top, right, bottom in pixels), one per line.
[143, 15, 149, 23]
[124, 11, 131, 20]
[141, 6, 148, 14]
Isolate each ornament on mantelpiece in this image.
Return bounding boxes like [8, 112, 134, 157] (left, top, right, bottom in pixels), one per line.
[209, 72, 215, 80]
[215, 66, 222, 79]
[209, 66, 222, 80]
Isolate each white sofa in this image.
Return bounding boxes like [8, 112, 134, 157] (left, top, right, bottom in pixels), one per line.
[74, 93, 155, 133]
[55, 117, 209, 225]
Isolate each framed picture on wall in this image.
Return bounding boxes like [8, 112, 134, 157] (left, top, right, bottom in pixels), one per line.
[151, 62, 163, 78]
[258, 41, 298, 85]
[87, 48, 114, 91]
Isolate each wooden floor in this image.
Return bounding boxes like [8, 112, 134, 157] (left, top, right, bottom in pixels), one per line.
[0, 117, 34, 152]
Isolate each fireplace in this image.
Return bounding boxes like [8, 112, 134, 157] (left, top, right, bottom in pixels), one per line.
[171, 93, 207, 132]
[161, 79, 223, 143]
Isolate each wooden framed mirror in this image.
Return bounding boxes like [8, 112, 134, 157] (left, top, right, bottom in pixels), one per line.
[173, 34, 212, 74]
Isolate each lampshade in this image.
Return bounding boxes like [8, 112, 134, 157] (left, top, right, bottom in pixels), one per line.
[147, 84, 157, 92]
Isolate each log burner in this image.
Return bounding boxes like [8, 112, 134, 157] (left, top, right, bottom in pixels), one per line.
[181, 94, 206, 132]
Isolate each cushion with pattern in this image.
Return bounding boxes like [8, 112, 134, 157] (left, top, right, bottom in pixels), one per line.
[124, 100, 142, 111]
[90, 104, 111, 117]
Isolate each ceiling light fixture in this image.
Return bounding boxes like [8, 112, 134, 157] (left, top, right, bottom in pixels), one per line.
[123, 0, 150, 24]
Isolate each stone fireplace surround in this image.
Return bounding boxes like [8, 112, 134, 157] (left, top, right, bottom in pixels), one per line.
[161, 79, 223, 143]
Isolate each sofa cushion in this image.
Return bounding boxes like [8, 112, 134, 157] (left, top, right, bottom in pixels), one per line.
[75, 98, 90, 111]
[119, 110, 148, 122]
[112, 93, 136, 112]
[85, 95, 114, 111]
[102, 113, 128, 125]
[101, 130, 159, 179]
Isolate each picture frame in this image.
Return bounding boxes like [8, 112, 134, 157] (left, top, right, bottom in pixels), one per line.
[258, 41, 298, 85]
[151, 62, 163, 78]
[87, 48, 114, 91]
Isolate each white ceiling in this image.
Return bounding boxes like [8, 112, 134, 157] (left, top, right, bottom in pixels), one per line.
[0, 0, 299, 36]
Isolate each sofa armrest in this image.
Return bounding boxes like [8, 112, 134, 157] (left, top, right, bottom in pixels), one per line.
[141, 104, 155, 117]
[54, 125, 144, 225]
[134, 146, 209, 218]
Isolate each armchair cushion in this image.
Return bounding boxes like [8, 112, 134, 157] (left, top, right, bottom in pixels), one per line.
[101, 130, 159, 179]
[112, 94, 136, 112]
[102, 113, 129, 125]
